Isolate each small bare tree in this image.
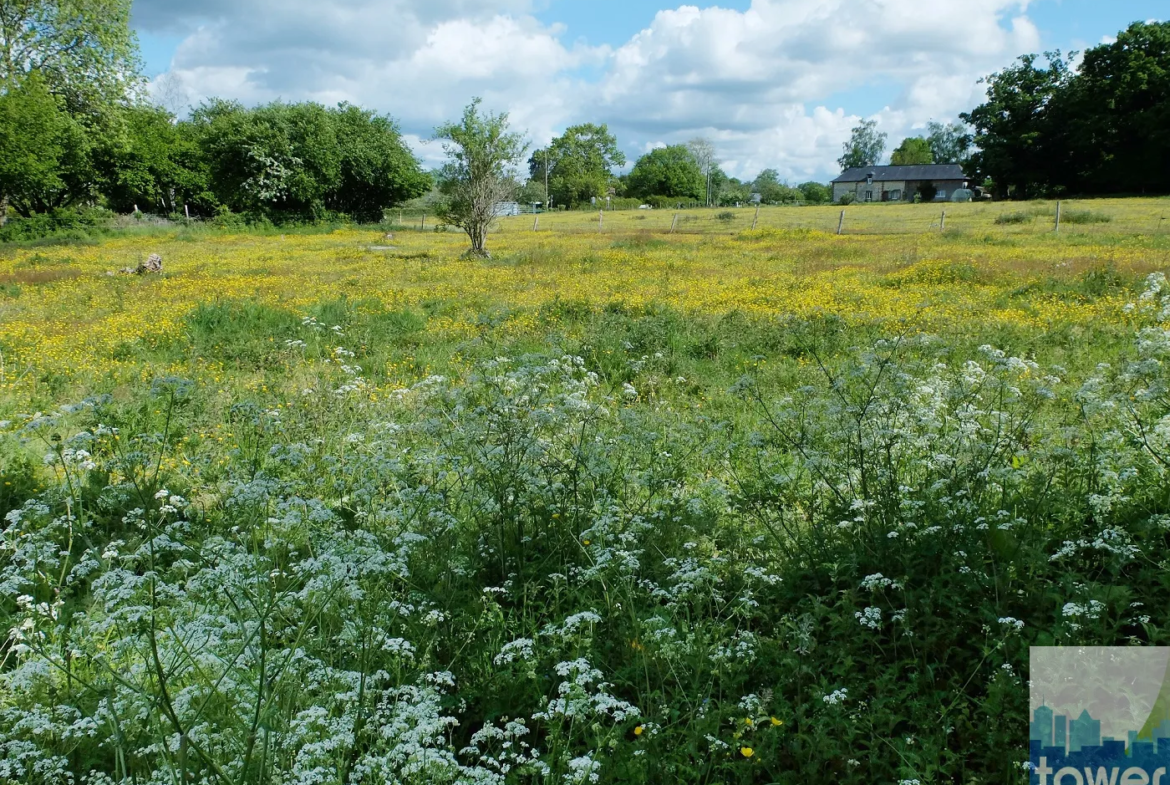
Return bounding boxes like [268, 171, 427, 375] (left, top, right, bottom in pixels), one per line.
[434, 98, 527, 257]
[687, 137, 717, 206]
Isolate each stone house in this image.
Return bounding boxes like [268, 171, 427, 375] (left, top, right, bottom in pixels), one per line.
[831, 164, 968, 204]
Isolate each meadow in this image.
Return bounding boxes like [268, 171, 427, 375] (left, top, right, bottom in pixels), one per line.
[1, 198, 1170, 784]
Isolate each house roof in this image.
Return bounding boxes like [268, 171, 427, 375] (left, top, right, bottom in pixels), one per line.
[831, 164, 967, 184]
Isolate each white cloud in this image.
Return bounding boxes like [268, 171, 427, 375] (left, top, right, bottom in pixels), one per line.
[140, 0, 1046, 181]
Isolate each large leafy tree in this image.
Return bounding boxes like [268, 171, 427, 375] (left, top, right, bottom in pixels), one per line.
[0, 75, 94, 215]
[925, 121, 972, 165]
[961, 51, 1075, 198]
[1062, 21, 1170, 194]
[528, 123, 624, 208]
[752, 168, 799, 204]
[627, 145, 703, 201]
[191, 99, 341, 219]
[890, 137, 934, 166]
[435, 98, 527, 257]
[837, 119, 886, 170]
[798, 181, 831, 204]
[0, 0, 141, 111]
[326, 103, 431, 222]
[92, 104, 214, 214]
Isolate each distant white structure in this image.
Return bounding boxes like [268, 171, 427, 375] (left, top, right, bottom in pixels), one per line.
[493, 202, 521, 217]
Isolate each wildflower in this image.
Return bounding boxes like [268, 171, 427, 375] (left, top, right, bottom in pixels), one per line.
[771, 717, 783, 726]
[634, 725, 644, 736]
[740, 747, 754, 758]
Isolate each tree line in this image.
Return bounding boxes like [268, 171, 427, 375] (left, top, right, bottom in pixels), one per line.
[2, 3, 1166, 234]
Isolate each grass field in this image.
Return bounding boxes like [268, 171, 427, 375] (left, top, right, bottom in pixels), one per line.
[2, 198, 1170, 783]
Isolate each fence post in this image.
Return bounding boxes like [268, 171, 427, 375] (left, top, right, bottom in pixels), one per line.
[599, 210, 604, 232]
[837, 210, 845, 235]
[421, 212, 426, 231]
[1055, 201, 1062, 234]
[184, 204, 190, 220]
[752, 203, 760, 230]
[670, 214, 678, 234]
[940, 210, 946, 232]
[533, 215, 539, 232]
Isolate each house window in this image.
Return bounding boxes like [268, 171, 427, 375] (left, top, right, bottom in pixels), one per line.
[937, 190, 947, 200]
[865, 190, 873, 203]
[890, 189, 902, 201]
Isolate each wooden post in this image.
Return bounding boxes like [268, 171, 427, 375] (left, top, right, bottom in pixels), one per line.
[133, 204, 139, 214]
[533, 215, 539, 232]
[670, 213, 678, 234]
[399, 209, 404, 226]
[1055, 201, 1062, 234]
[752, 203, 760, 230]
[184, 204, 190, 220]
[837, 210, 845, 235]
[421, 212, 426, 231]
[599, 210, 604, 232]
[940, 210, 946, 232]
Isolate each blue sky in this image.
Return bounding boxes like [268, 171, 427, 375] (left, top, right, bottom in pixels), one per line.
[130, 0, 1165, 181]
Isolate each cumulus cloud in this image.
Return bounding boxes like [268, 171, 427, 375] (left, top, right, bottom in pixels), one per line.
[138, 0, 1045, 180]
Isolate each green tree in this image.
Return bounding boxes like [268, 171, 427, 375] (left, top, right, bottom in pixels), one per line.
[0, 0, 141, 111]
[753, 168, 799, 204]
[837, 119, 887, 170]
[925, 121, 972, 164]
[434, 98, 527, 257]
[890, 137, 934, 166]
[798, 181, 831, 204]
[686, 137, 717, 206]
[529, 123, 624, 208]
[961, 51, 1074, 199]
[1064, 22, 1170, 194]
[0, 75, 94, 215]
[327, 103, 431, 222]
[627, 145, 703, 201]
[93, 104, 214, 215]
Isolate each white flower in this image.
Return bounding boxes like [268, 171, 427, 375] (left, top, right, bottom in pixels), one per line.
[823, 688, 849, 706]
[855, 606, 882, 630]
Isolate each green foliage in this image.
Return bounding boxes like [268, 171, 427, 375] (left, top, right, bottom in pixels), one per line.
[963, 22, 1170, 197]
[0, 76, 96, 215]
[1061, 208, 1112, 225]
[925, 121, 972, 165]
[753, 169, 800, 204]
[0, 0, 141, 112]
[434, 98, 528, 256]
[797, 182, 831, 204]
[92, 104, 215, 214]
[4, 274, 1170, 782]
[890, 137, 934, 166]
[994, 211, 1033, 225]
[328, 104, 432, 222]
[529, 124, 625, 209]
[0, 206, 112, 242]
[186, 99, 428, 222]
[627, 145, 704, 201]
[837, 119, 887, 171]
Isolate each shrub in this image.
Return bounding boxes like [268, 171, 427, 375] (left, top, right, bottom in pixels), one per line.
[995, 211, 1033, 225]
[1061, 209, 1112, 225]
[838, 192, 856, 205]
[0, 207, 114, 243]
[716, 210, 737, 222]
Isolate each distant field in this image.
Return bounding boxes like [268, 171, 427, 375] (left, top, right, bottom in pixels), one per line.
[2, 197, 1169, 783]
[2, 198, 1169, 407]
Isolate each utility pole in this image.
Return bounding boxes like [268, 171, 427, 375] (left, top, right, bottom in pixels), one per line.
[544, 149, 550, 212]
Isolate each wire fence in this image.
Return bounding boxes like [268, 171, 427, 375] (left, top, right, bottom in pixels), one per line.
[481, 199, 1170, 238]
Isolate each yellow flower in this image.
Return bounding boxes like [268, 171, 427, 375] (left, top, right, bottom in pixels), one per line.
[634, 725, 644, 736]
[771, 717, 783, 726]
[582, 540, 591, 546]
[740, 747, 754, 758]
[744, 718, 753, 726]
